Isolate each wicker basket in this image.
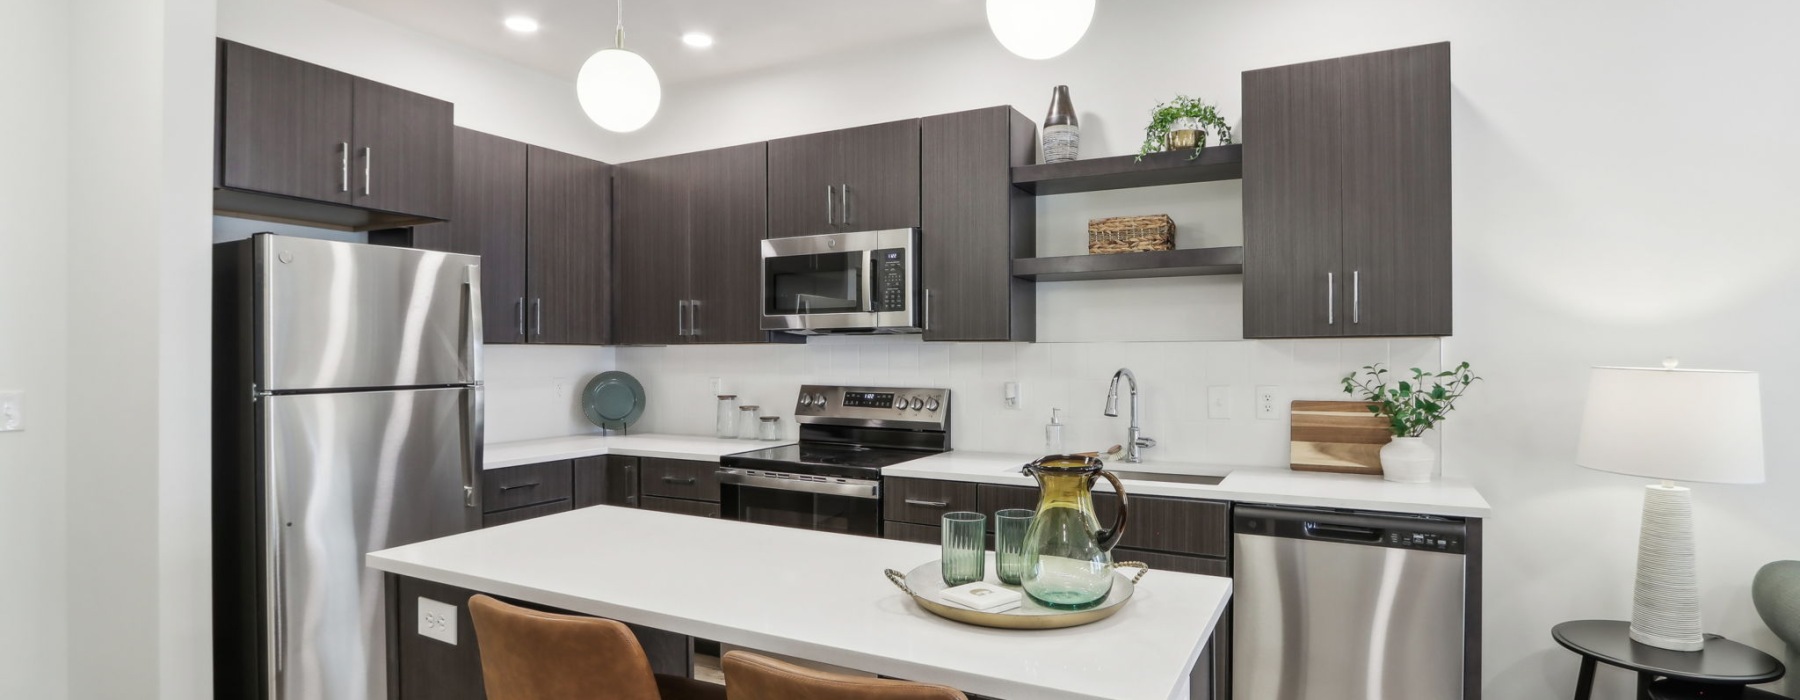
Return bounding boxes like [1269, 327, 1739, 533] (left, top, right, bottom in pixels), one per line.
[1088, 215, 1176, 254]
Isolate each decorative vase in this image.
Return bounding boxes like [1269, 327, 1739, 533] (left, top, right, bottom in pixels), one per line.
[1042, 85, 1079, 163]
[1379, 436, 1437, 483]
[1165, 117, 1205, 152]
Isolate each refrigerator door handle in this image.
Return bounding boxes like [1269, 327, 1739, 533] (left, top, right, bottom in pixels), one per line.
[462, 264, 483, 383]
[262, 403, 287, 690]
[462, 386, 484, 510]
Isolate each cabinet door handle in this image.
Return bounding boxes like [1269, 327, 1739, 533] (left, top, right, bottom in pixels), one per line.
[532, 298, 543, 336]
[826, 185, 835, 225]
[688, 299, 700, 338]
[515, 298, 525, 336]
[1326, 272, 1335, 326]
[677, 299, 689, 337]
[339, 142, 350, 192]
[839, 183, 850, 225]
[904, 499, 949, 508]
[499, 482, 540, 492]
[1352, 270, 1361, 324]
[661, 476, 698, 486]
[362, 147, 372, 196]
[922, 289, 932, 331]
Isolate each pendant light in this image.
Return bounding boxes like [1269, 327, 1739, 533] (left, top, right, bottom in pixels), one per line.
[576, 0, 661, 133]
[985, 0, 1096, 60]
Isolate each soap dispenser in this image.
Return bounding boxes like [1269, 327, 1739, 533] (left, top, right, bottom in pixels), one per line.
[1045, 408, 1065, 454]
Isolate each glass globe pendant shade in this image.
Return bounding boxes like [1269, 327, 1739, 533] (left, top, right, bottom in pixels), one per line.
[577, 47, 661, 133]
[986, 0, 1095, 60]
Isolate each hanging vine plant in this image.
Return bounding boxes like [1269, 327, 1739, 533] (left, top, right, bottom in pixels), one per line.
[1136, 95, 1233, 162]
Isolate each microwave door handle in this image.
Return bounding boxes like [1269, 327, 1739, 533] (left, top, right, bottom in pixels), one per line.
[861, 256, 876, 313]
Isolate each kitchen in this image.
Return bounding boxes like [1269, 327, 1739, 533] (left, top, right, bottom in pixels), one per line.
[3, 1, 1797, 700]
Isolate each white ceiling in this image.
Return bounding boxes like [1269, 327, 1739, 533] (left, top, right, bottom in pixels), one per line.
[331, 0, 988, 85]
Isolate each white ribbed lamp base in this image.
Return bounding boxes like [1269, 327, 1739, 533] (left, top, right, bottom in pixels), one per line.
[1630, 483, 1704, 651]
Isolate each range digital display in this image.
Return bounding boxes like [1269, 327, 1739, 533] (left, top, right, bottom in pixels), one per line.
[842, 392, 896, 408]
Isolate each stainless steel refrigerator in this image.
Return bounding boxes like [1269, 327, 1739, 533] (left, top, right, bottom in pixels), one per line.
[214, 233, 484, 700]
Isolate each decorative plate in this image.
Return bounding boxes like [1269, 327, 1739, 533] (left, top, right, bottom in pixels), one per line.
[883, 559, 1147, 630]
[581, 371, 646, 431]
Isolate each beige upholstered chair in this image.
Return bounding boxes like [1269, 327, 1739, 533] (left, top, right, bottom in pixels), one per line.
[721, 650, 967, 700]
[468, 594, 725, 700]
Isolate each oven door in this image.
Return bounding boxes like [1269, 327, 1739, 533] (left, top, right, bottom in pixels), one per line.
[718, 468, 883, 537]
[761, 229, 918, 334]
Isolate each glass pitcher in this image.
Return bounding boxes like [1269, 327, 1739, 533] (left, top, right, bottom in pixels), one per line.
[1020, 455, 1130, 610]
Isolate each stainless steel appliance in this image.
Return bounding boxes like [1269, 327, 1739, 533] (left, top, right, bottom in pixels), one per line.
[1233, 505, 1469, 699]
[213, 233, 484, 700]
[761, 229, 920, 334]
[720, 385, 950, 536]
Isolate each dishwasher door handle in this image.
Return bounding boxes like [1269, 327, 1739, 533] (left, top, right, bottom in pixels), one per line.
[1304, 522, 1382, 543]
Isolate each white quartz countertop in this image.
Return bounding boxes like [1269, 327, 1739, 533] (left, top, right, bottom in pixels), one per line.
[368, 506, 1230, 700]
[886, 451, 1491, 518]
[485, 433, 790, 469]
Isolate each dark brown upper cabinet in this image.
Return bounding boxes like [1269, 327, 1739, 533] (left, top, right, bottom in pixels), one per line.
[613, 143, 783, 345]
[1243, 42, 1451, 338]
[919, 107, 1037, 342]
[766, 119, 921, 238]
[400, 130, 611, 345]
[214, 40, 452, 230]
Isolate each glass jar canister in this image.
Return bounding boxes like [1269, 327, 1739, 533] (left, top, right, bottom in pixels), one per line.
[737, 405, 761, 439]
[714, 395, 739, 439]
[758, 416, 782, 441]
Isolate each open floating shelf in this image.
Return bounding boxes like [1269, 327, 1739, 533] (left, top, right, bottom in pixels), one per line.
[1012, 246, 1244, 282]
[1011, 144, 1244, 196]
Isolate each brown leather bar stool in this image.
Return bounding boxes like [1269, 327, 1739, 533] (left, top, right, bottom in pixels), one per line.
[721, 650, 967, 700]
[468, 595, 725, 700]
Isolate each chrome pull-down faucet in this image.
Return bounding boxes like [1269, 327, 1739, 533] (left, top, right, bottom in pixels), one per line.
[1105, 368, 1155, 463]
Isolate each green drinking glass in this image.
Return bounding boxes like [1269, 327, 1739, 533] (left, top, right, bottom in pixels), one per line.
[995, 509, 1035, 585]
[940, 512, 986, 586]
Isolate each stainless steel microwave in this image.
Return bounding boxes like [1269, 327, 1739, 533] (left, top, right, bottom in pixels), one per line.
[761, 229, 920, 334]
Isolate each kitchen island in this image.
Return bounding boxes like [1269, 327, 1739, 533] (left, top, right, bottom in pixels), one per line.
[368, 505, 1232, 700]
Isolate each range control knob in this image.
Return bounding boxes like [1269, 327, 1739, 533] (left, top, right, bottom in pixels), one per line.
[924, 397, 941, 412]
[811, 393, 828, 408]
[797, 394, 814, 408]
[908, 397, 925, 411]
[895, 397, 910, 412]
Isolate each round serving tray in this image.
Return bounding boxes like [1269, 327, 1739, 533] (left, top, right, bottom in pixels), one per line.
[883, 560, 1148, 630]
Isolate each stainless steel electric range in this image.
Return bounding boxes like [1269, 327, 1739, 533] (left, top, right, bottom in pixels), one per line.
[719, 384, 950, 537]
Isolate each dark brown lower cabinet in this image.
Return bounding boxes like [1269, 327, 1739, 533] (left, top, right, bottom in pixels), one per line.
[388, 574, 692, 700]
[641, 496, 722, 519]
[481, 500, 570, 528]
[573, 455, 640, 508]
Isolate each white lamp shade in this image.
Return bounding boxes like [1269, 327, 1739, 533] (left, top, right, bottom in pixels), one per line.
[1575, 366, 1765, 484]
[576, 48, 661, 133]
[986, 0, 1095, 60]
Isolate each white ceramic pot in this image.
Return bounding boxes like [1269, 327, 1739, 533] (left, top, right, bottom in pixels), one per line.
[1379, 437, 1437, 483]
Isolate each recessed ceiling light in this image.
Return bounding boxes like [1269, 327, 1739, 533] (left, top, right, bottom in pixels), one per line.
[504, 16, 540, 33]
[681, 32, 714, 49]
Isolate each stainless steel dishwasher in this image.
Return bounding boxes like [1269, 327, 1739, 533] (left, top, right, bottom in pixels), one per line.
[1234, 504, 1468, 699]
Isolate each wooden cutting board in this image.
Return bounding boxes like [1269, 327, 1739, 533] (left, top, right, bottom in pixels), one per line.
[1290, 400, 1392, 476]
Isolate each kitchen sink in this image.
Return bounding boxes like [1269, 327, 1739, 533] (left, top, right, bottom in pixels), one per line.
[1108, 470, 1226, 486]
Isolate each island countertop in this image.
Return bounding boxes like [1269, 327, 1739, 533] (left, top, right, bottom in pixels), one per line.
[367, 506, 1231, 700]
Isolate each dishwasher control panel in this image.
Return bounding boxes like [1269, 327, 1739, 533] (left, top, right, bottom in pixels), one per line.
[1235, 505, 1468, 555]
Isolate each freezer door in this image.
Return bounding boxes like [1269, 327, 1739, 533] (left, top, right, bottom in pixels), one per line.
[266, 386, 481, 700]
[259, 234, 482, 392]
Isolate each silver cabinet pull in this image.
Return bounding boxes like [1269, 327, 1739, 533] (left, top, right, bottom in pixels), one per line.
[661, 476, 699, 486]
[1326, 272, 1335, 325]
[839, 183, 850, 225]
[361, 147, 372, 196]
[826, 185, 835, 225]
[677, 299, 689, 337]
[339, 142, 350, 192]
[904, 499, 949, 508]
[515, 298, 525, 336]
[498, 481, 540, 492]
[922, 289, 932, 331]
[688, 299, 700, 338]
[1352, 270, 1361, 324]
[532, 298, 543, 336]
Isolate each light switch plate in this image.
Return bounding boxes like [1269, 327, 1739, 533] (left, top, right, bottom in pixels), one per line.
[1255, 386, 1282, 420]
[1207, 386, 1231, 420]
[417, 596, 458, 645]
[0, 391, 23, 432]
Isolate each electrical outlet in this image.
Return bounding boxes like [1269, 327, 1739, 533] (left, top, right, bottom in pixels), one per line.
[709, 377, 724, 395]
[0, 391, 22, 432]
[1002, 381, 1022, 410]
[1207, 386, 1231, 420]
[1256, 386, 1283, 420]
[417, 597, 458, 645]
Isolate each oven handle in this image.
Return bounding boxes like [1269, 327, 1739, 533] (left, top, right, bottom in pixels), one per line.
[718, 468, 881, 500]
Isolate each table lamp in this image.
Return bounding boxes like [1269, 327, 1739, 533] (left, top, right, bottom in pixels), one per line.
[1575, 360, 1765, 652]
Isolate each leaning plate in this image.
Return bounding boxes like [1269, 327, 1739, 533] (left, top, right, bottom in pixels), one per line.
[884, 559, 1146, 630]
[582, 371, 645, 431]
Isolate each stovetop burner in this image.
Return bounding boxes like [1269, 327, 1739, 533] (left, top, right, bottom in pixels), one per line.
[720, 384, 952, 481]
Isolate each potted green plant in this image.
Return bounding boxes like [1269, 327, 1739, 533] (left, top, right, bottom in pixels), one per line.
[1341, 362, 1481, 483]
[1136, 96, 1233, 162]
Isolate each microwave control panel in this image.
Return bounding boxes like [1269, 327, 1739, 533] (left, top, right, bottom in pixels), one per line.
[871, 248, 908, 312]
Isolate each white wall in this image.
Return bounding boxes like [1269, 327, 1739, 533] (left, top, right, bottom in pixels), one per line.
[0, 1, 71, 697]
[603, 1, 1800, 697]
